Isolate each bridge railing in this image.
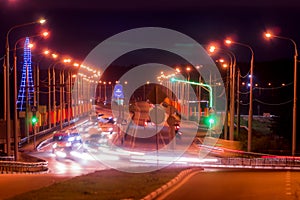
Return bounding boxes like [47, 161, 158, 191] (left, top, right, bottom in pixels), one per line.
[0, 160, 48, 173]
[218, 157, 300, 168]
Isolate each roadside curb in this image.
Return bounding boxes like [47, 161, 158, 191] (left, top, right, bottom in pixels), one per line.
[141, 167, 203, 200]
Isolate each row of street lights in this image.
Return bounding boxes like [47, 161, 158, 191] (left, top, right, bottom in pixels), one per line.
[3, 18, 102, 160]
[157, 34, 297, 155]
[210, 33, 297, 155]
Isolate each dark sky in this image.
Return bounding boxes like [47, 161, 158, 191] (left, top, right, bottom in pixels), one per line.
[0, 0, 299, 118]
[1, 0, 300, 75]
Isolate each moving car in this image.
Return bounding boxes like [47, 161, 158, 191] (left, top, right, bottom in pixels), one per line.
[52, 129, 83, 158]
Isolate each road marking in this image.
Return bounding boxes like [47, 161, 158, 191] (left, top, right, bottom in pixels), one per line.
[156, 169, 203, 200]
[285, 171, 292, 196]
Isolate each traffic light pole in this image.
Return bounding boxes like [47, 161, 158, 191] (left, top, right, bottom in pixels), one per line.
[31, 111, 38, 149]
[33, 124, 36, 150]
[170, 78, 213, 108]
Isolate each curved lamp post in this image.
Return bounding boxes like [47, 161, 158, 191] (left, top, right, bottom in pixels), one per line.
[13, 32, 49, 154]
[209, 46, 237, 140]
[5, 18, 45, 158]
[225, 39, 254, 152]
[265, 33, 298, 156]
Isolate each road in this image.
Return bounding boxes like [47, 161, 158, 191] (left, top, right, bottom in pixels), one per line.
[24, 106, 213, 176]
[161, 169, 300, 200]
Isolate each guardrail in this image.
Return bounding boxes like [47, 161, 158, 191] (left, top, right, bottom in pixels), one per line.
[0, 160, 48, 173]
[0, 156, 14, 161]
[0, 116, 94, 174]
[214, 157, 300, 169]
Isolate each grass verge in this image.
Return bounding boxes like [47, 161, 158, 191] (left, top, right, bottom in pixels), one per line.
[9, 166, 190, 200]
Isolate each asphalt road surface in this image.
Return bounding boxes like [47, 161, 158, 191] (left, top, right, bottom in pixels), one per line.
[161, 169, 300, 200]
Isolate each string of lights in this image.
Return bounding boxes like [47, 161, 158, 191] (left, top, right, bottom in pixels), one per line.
[253, 82, 293, 90]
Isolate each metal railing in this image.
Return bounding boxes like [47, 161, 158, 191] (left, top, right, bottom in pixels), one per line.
[213, 157, 300, 169]
[0, 160, 48, 173]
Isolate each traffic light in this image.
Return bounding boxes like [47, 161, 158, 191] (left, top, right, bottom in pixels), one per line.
[208, 116, 215, 125]
[31, 115, 38, 126]
[204, 108, 216, 128]
[204, 115, 216, 127]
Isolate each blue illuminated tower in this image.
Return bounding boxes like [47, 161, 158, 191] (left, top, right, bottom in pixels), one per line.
[17, 37, 35, 111]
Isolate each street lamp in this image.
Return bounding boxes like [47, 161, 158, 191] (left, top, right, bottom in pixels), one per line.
[44, 51, 59, 129]
[186, 66, 191, 119]
[48, 58, 72, 129]
[60, 58, 72, 128]
[264, 32, 298, 156]
[225, 39, 254, 152]
[12, 34, 48, 159]
[5, 18, 45, 158]
[209, 45, 236, 141]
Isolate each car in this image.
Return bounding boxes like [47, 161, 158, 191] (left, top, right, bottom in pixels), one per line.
[52, 129, 83, 158]
[98, 123, 115, 134]
[97, 114, 116, 124]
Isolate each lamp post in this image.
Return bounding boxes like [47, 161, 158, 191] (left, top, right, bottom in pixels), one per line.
[14, 33, 49, 137]
[61, 58, 72, 129]
[209, 46, 236, 140]
[46, 53, 59, 129]
[13, 38, 36, 159]
[49, 58, 72, 129]
[5, 19, 45, 156]
[225, 39, 254, 152]
[186, 66, 191, 119]
[265, 33, 298, 156]
[218, 60, 231, 140]
[68, 63, 79, 125]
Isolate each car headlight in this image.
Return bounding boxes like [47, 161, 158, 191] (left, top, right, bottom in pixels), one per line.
[76, 136, 81, 141]
[52, 143, 57, 148]
[66, 142, 72, 147]
[55, 151, 67, 158]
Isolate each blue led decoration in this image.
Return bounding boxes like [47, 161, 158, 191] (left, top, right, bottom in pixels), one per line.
[17, 37, 35, 111]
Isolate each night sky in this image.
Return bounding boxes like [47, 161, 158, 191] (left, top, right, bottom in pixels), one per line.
[1, 0, 300, 116]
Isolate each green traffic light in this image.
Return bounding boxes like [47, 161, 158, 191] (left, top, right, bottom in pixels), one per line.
[31, 116, 38, 124]
[203, 115, 216, 127]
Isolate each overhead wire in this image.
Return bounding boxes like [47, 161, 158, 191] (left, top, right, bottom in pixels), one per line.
[254, 98, 293, 106]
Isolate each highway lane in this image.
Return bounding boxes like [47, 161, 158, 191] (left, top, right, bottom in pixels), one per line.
[23, 105, 218, 176]
[161, 169, 300, 200]
[27, 118, 216, 175]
